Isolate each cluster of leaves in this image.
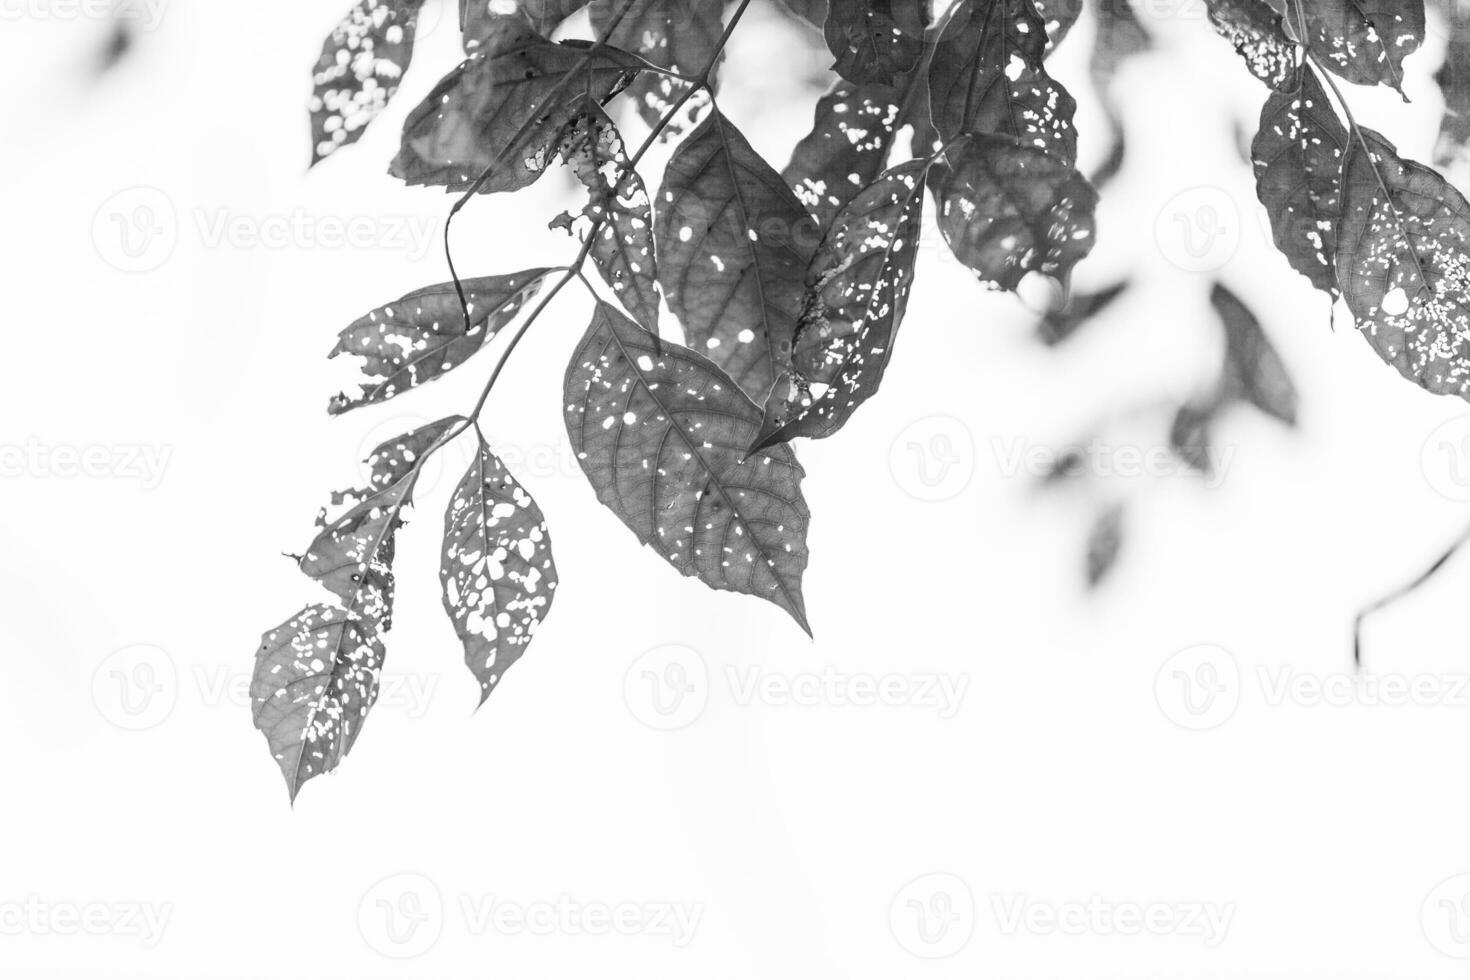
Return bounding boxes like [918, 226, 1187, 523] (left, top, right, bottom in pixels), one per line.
[260, 0, 1100, 801]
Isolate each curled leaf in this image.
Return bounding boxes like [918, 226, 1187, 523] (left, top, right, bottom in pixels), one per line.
[310, 0, 427, 166]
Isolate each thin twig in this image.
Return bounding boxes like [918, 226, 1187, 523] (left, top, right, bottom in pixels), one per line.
[1353, 523, 1470, 667]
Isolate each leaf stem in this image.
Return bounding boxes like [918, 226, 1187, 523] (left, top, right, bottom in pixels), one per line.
[1353, 522, 1470, 667]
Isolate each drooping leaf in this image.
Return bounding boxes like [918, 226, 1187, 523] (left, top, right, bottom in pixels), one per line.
[1336, 128, 1470, 399]
[309, 0, 427, 166]
[1203, 0, 1295, 90]
[554, 103, 660, 332]
[588, 0, 724, 132]
[783, 77, 913, 232]
[823, 0, 930, 85]
[251, 604, 386, 803]
[462, 0, 591, 43]
[754, 160, 927, 449]
[1212, 283, 1299, 425]
[1085, 501, 1125, 587]
[327, 271, 554, 415]
[441, 439, 558, 705]
[934, 134, 1098, 291]
[1036, 280, 1128, 345]
[928, 0, 1078, 164]
[564, 302, 813, 631]
[1434, 0, 1470, 183]
[1033, 0, 1082, 52]
[1251, 65, 1347, 298]
[391, 17, 641, 194]
[654, 106, 820, 400]
[1296, 0, 1423, 96]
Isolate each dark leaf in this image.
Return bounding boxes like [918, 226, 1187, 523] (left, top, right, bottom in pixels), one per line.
[441, 439, 558, 705]
[391, 17, 641, 194]
[1033, 0, 1082, 52]
[1212, 283, 1299, 425]
[1251, 65, 1347, 298]
[564, 302, 813, 631]
[777, 0, 827, 28]
[928, 0, 1078, 164]
[1336, 128, 1470, 399]
[328, 271, 554, 415]
[1203, 0, 1295, 90]
[1170, 400, 1218, 475]
[654, 106, 820, 400]
[588, 0, 724, 132]
[755, 160, 928, 449]
[555, 103, 661, 332]
[1085, 501, 1125, 587]
[934, 134, 1098, 291]
[1036, 280, 1128, 345]
[1296, 0, 1423, 95]
[823, 0, 930, 85]
[310, 0, 427, 166]
[462, 0, 591, 42]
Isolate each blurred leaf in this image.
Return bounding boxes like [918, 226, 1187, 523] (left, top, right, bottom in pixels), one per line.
[1169, 400, 1218, 475]
[310, 0, 428, 166]
[1434, 0, 1470, 180]
[1212, 283, 1299, 426]
[1085, 501, 1125, 587]
[462, 0, 590, 42]
[1036, 281, 1129, 346]
[776, 0, 827, 27]
[564, 302, 813, 631]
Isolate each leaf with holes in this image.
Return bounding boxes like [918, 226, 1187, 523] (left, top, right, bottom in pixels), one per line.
[328, 271, 553, 415]
[1212, 283, 1299, 425]
[589, 0, 723, 133]
[392, 16, 641, 194]
[654, 106, 819, 401]
[1252, 66, 1347, 298]
[1296, 0, 1423, 95]
[755, 160, 926, 450]
[441, 439, 558, 705]
[1204, 0, 1295, 90]
[823, 0, 930, 86]
[462, 0, 591, 43]
[564, 302, 812, 631]
[310, 0, 427, 166]
[934, 134, 1097, 290]
[554, 103, 660, 332]
[928, 0, 1077, 164]
[1336, 129, 1470, 399]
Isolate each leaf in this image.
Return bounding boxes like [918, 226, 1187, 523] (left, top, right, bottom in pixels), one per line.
[251, 604, 386, 803]
[1036, 280, 1128, 345]
[1336, 128, 1470, 399]
[783, 77, 912, 232]
[1085, 501, 1124, 587]
[588, 0, 724, 132]
[777, 0, 827, 28]
[754, 160, 928, 449]
[1434, 0, 1470, 182]
[1032, 0, 1082, 52]
[1212, 283, 1299, 425]
[309, 0, 427, 166]
[933, 134, 1098, 291]
[928, 0, 1078, 164]
[327, 270, 554, 415]
[391, 17, 641, 194]
[1251, 65, 1347, 298]
[564, 302, 813, 631]
[441, 439, 558, 705]
[1091, 0, 1149, 90]
[1203, 0, 1295, 90]
[654, 106, 820, 401]
[554, 103, 660, 332]
[1296, 0, 1423, 95]
[462, 0, 590, 42]
[1169, 400, 1218, 475]
[823, 0, 930, 85]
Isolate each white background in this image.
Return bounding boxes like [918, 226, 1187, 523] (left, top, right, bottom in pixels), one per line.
[4, 0, 1470, 976]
